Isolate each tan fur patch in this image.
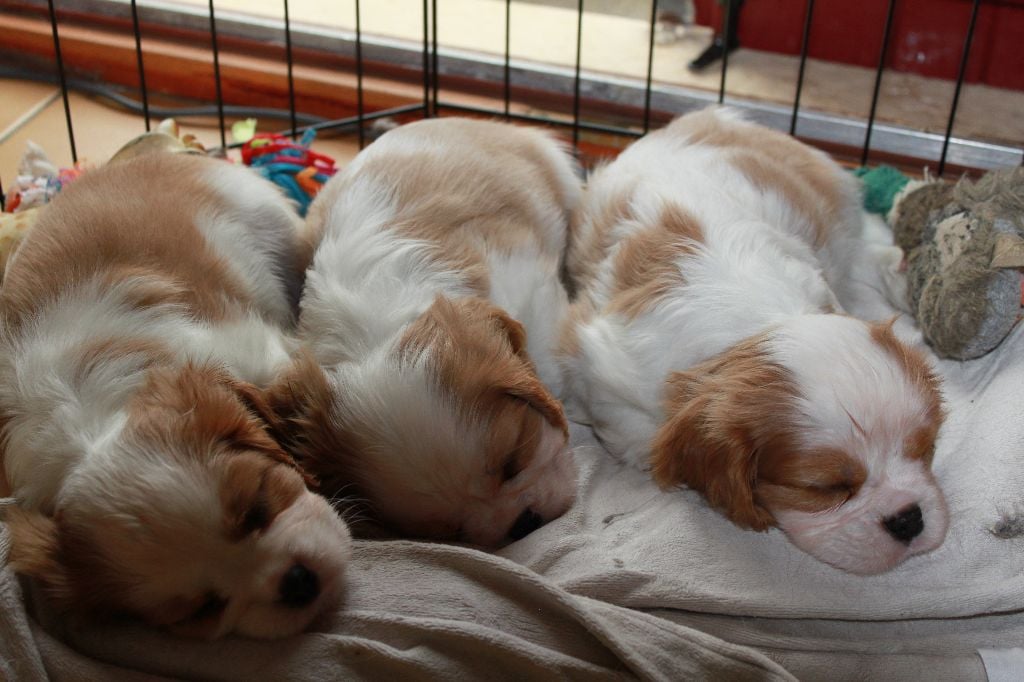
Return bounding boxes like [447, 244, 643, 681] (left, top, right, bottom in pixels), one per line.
[0, 154, 256, 331]
[651, 334, 796, 530]
[607, 204, 703, 319]
[669, 109, 849, 248]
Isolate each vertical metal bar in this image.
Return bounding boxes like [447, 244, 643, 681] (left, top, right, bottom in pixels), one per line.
[129, 0, 151, 131]
[431, 0, 439, 115]
[938, 0, 980, 176]
[1, 175, 5, 212]
[283, 0, 298, 139]
[503, 0, 512, 118]
[422, 0, 431, 117]
[207, 0, 226, 149]
[862, 0, 897, 167]
[355, 0, 365, 148]
[46, 0, 77, 163]
[718, 0, 732, 104]
[572, 0, 584, 147]
[789, 0, 814, 136]
[643, 0, 657, 133]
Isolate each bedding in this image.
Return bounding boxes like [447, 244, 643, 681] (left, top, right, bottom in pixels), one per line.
[2, 214, 1022, 680]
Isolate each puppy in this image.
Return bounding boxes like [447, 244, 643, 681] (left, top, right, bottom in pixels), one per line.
[0, 152, 351, 638]
[559, 108, 947, 575]
[275, 117, 580, 547]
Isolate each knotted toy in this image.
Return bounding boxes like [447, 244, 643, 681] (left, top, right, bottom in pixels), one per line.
[889, 167, 1024, 360]
[241, 129, 337, 216]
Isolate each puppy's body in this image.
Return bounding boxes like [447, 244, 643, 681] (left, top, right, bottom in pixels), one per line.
[292, 118, 580, 547]
[0, 153, 350, 638]
[561, 108, 946, 575]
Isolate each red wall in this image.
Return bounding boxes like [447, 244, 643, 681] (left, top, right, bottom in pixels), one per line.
[693, 0, 1024, 90]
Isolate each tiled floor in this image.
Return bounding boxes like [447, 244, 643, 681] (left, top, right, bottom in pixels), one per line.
[0, 79, 361, 199]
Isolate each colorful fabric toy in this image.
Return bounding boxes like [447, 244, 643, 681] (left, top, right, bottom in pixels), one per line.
[241, 129, 337, 216]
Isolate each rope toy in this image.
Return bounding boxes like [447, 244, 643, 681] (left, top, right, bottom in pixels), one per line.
[241, 129, 338, 216]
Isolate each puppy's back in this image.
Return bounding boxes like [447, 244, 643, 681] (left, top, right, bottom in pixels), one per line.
[307, 118, 580, 261]
[1, 153, 305, 330]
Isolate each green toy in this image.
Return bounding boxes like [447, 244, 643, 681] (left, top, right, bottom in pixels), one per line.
[888, 167, 1024, 360]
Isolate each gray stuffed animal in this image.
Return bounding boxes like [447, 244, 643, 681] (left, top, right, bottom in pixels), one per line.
[889, 167, 1024, 360]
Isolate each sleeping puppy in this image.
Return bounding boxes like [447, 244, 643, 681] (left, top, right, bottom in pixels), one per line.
[0, 153, 351, 638]
[275, 117, 580, 547]
[559, 107, 947, 575]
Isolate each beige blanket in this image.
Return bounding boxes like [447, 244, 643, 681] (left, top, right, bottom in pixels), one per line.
[0, 517, 791, 681]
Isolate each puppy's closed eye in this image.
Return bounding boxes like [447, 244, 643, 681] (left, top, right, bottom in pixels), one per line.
[190, 593, 228, 622]
[222, 454, 304, 540]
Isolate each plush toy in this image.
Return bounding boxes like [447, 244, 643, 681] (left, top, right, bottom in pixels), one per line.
[889, 166, 1024, 360]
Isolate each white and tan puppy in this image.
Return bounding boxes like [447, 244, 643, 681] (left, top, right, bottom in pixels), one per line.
[560, 108, 947, 575]
[276, 117, 580, 547]
[0, 153, 351, 638]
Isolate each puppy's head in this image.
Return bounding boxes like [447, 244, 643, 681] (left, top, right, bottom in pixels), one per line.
[651, 316, 947, 575]
[5, 363, 351, 638]
[291, 296, 577, 547]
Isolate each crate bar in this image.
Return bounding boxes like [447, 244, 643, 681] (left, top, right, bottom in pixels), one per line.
[207, 0, 226, 149]
[223, 104, 426, 148]
[421, 0, 430, 117]
[431, 0, 439, 115]
[789, 0, 814, 136]
[438, 101, 641, 138]
[718, 0, 731, 104]
[129, 0, 151, 131]
[283, 0, 297, 139]
[1, 175, 5, 212]
[862, 0, 897, 167]
[642, 0, 657, 134]
[503, 0, 512, 118]
[572, 0, 583, 147]
[938, 0, 980, 177]
[46, 0, 77, 162]
[355, 0, 365, 148]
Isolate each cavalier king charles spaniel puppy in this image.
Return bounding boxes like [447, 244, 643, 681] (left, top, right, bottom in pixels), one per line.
[271, 117, 580, 547]
[0, 152, 351, 638]
[559, 107, 947, 575]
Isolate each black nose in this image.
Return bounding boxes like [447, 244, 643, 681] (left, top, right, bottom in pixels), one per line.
[882, 504, 924, 544]
[279, 563, 320, 608]
[508, 508, 545, 541]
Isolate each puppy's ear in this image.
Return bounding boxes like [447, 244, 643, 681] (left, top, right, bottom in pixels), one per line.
[133, 364, 315, 486]
[650, 344, 793, 531]
[4, 507, 74, 605]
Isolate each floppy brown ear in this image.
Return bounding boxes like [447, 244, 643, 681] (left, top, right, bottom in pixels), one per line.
[649, 349, 791, 531]
[504, 373, 568, 437]
[4, 506, 74, 605]
[132, 363, 316, 487]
